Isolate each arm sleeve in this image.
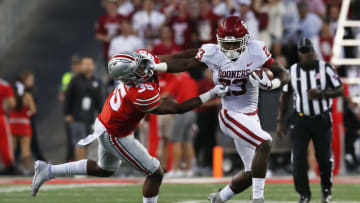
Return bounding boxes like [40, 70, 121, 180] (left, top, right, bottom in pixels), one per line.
[325, 64, 342, 88]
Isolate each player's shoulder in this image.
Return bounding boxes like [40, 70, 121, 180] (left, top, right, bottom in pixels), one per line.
[128, 82, 160, 109]
[199, 43, 219, 56]
[129, 82, 159, 99]
[247, 40, 266, 55]
[197, 43, 222, 64]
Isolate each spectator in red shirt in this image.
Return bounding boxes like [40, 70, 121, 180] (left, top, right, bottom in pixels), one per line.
[0, 78, 16, 175]
[95, 0, 124, 62]
[164, 73, 198, 178]
[195, 0, 221, 45]
[152, 26, 182, 55]
[167, 0, 196, 49]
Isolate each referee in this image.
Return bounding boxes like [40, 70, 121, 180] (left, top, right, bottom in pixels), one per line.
[276, 38, 344, 203]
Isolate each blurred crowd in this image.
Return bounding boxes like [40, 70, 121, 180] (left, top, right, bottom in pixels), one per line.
[1, 0, 360, 177]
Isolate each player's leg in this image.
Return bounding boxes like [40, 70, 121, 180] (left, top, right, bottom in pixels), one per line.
[110, 134, 163, 203]
[0, 116, 15, 174]
[32, 132, 117, 196]
[212, 110, 272, 202]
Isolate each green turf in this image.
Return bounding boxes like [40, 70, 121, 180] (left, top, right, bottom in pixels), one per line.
[0, 183, 360, 203]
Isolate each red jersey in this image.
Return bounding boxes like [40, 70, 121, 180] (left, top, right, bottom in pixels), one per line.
[0, 79, 14, 115]
[95, 14, 124, 59]
[166, 72, 198, 103]
[98, 78, 160, 137]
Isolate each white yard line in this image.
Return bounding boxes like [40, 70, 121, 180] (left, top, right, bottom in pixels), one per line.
[0, 183, 127, 193]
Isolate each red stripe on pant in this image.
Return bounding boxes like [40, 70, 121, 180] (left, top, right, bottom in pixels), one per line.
[111, 136, 150, 176]
[219, 111, 259, 147]
[0, 115, 13, 167]
[224, 110, 265, 143]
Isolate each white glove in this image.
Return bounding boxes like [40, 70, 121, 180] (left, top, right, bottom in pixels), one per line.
[199, 85, 229, 103]
[210, 85, 229, 97]
[250, 71, 272, 90]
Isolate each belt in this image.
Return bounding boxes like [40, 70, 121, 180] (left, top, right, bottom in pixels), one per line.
[297, 111, 330, 119]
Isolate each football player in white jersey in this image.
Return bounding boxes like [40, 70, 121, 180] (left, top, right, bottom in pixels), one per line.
[155, 16, 290, 203]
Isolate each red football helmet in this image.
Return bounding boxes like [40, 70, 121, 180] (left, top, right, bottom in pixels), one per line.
[217, 16, 250, 60]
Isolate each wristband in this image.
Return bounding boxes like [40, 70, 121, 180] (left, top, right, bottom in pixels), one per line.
[154, 62, 168, 72]
[271, 78, 281, 90]
[199, 91, 212, 104]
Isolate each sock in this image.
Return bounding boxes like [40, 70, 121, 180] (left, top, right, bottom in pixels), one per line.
[50, 159, 88, 178]
[219, 184, 236, 201]
[252, 178, 265, 199]
[143, 195, 158, 203]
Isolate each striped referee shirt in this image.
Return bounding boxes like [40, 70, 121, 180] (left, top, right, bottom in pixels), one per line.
[282, 60, 342, 117]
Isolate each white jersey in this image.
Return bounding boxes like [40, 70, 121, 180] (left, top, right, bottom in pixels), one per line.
[196, 40, 273, 113]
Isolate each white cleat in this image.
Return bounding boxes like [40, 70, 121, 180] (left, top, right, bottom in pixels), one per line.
[208, 192, 225, 203]
[31, 160, 52, 196]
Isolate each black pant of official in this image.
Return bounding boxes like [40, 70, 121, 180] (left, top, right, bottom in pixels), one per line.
[290, 113, 333, 199]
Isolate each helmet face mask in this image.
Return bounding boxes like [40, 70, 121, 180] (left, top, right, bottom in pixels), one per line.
[217, 16, 250, 60]
[108, 52, 154, 84]
[217, 35, 249, 60]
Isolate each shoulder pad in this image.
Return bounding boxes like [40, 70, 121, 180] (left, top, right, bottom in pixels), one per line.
[248, 40, 266, 56]
[200, 43, 218, 57]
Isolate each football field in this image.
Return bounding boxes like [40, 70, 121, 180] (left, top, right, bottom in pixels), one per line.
[1, 177, 360, 203]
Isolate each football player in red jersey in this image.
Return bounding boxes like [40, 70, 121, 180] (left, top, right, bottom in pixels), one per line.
[152, 16, 290, 203]
[32, 50, 228, 203]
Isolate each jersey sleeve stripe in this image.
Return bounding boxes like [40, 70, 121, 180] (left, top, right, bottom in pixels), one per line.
[133, 97, 160, 106]
[135, 93, 160, 102]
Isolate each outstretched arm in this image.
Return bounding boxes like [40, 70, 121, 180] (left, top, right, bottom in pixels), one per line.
[155, 49, 207, 73]
[149, 85, 228, 115]
[268, 60, 290, 86]
[158, 49, 198, 62]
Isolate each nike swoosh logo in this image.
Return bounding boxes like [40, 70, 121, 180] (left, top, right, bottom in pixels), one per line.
[247, 62, 253, 67]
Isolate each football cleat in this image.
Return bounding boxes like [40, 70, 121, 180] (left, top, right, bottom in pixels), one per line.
[252, 198, 265, 203]
[298, 196, 310, 203]
[208, 192, 225, 203]
[322, 194, 332, 203]
[31, 160, 52, 196]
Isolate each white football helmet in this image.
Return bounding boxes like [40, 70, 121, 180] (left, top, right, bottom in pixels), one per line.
[108, 51, 155, 84]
